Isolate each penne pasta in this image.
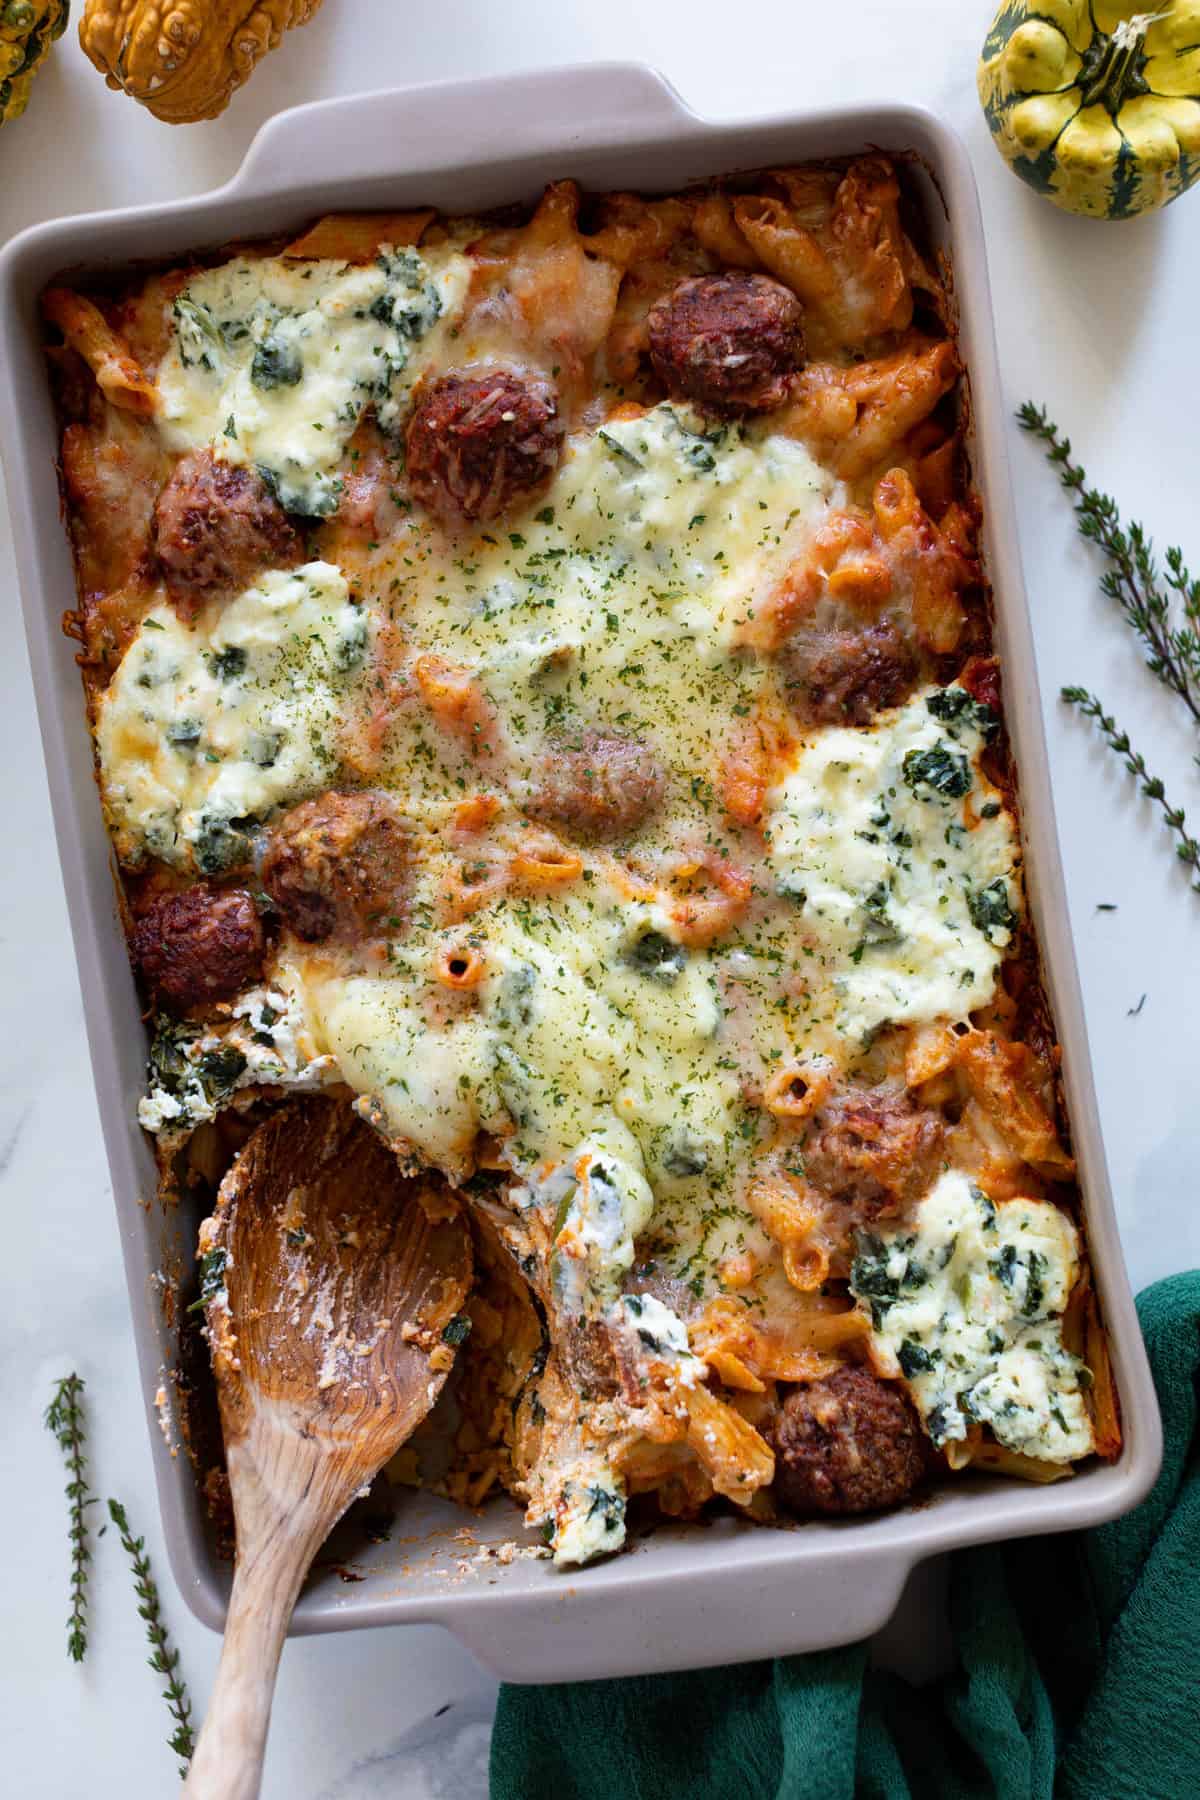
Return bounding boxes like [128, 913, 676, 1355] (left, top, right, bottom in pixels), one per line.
[42, 288, 157, 416]
[284, 210, 435, 261]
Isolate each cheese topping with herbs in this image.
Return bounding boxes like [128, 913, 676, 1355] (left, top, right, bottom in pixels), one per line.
[157, 249, 469, 514]
[366, 401, 836, 823]
[765, 688, 1020, 1046]
[851, 1171, 1094, 1462]
[97, 562, 369, 872]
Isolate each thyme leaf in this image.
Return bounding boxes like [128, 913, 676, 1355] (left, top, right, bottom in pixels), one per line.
[44, 1373, 95, 1663]
[106, 1499, 196, 1775]
[1061, 687, 1200, 891]
[1018, 402, 1200, 730]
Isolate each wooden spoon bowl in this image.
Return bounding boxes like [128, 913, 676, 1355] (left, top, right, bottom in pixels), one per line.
[184, 1096, 472, 1800]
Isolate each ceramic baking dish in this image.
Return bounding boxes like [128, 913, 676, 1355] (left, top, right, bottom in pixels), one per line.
[0, 63, 1162, 1682]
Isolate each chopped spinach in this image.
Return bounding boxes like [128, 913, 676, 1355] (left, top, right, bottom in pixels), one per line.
[1022, 1250, 1046, 1318]
[856, 881, 902, 949]
[494, 963, 537, 1032]
[194, 1046, 248, 1096]
[926, 685, 999, 742]
[334, 607, 368, 671]
[245, 731, 282, 769]
[210, 645, 247, 681]
[598, 430, 644, 470]
[143, 1018, 247, 1113]
[585, 1483, 626, 1537]
[902, 742, 972, 800]
[661, 1132, 709, 1179]
[624, 929, 686, 984]
[250, 334, 303, 390]
[193, 814, 254, 875]
[993, 1243, 1019, 1288]
[898, 1338, 936, 1377]
[165, 718, 202, 751]
[187, 1247, 228, 1315]
[147, 1017, 199, 1093]
[173, 296, 225, 370]
[968, 878, 1016, 943]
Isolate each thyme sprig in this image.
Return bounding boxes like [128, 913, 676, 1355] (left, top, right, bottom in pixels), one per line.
[1062, 687, 1200, 890]
[44, 1373, 95, 1662]
[107, 1499, 195, 1775]
[1018, 402, 1200, 732]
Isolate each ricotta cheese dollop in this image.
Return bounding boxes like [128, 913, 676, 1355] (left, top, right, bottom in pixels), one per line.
[851, 1170, 1094, 1462]
[765, 688, 1021, 1047]
[97, 562, 369, 873]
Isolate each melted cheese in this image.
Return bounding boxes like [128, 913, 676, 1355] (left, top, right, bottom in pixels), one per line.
[157, 248, 469, 514]
[764, 690, 1020, 1046]
[96, 563, 369, 870]
[852, 1171, 1093, 1462]
[292, 875, 743, 1274]
[371, 402, 835, 831]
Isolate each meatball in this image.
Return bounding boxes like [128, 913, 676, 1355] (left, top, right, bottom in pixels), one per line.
[153, 449, 298, 610]
[769, 1366, 928, 1517]
[527, 731, 666, 841]
[647, 273, 805, 413]
[260, 791, 409, 944]
[780, 621, 916, 727]
[404, 369, 564, 524]
[803, 1084, 944, 1220]
[131, 885, 264, 1012]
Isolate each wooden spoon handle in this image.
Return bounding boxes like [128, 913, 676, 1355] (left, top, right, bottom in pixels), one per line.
[182, 1527, 314, 1800]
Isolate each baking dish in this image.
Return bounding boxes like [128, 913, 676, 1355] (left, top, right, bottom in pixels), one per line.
[0, 63, 1161, 1682]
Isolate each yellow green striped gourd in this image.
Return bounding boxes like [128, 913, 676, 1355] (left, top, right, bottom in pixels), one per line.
[978, 3, 1200, 218]
[0, 0, 68, 124]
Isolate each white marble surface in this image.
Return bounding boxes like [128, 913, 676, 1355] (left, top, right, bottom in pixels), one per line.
[2, 4, 1198, 1795]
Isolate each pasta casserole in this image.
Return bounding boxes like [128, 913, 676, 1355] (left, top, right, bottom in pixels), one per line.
[43, 155, 1120, 1568]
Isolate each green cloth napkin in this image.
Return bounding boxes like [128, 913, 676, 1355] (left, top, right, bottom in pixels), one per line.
[491, 1274, 1199, 1800]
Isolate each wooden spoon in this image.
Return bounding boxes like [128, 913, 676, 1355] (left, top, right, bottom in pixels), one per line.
[183, 1096, 472, 1800]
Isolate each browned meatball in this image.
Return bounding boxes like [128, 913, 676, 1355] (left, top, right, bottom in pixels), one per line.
[769, 1366, 928, 1517]
[154, 449, 299, 611]
[802, 1084, 944, 1220]
[131, 885, 264, 1011]
[527, 731, 666, 841]
[647, 273, 805, 413]
[260, 791, 409, 944]
[405, 370, 564, 524]
[780, 621, 917, 727]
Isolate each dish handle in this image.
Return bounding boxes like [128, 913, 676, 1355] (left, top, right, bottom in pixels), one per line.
[229, 62, 700, 203]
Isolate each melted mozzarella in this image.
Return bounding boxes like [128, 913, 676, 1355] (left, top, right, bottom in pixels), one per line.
[764, 690, 1020, 1047]
[97, 563, 369, 871]
[157, 248, 469, 514]
[374, 401, 835, 837]
[291, 876, 742, 1245]
[852, 1171, 1093, 1462]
